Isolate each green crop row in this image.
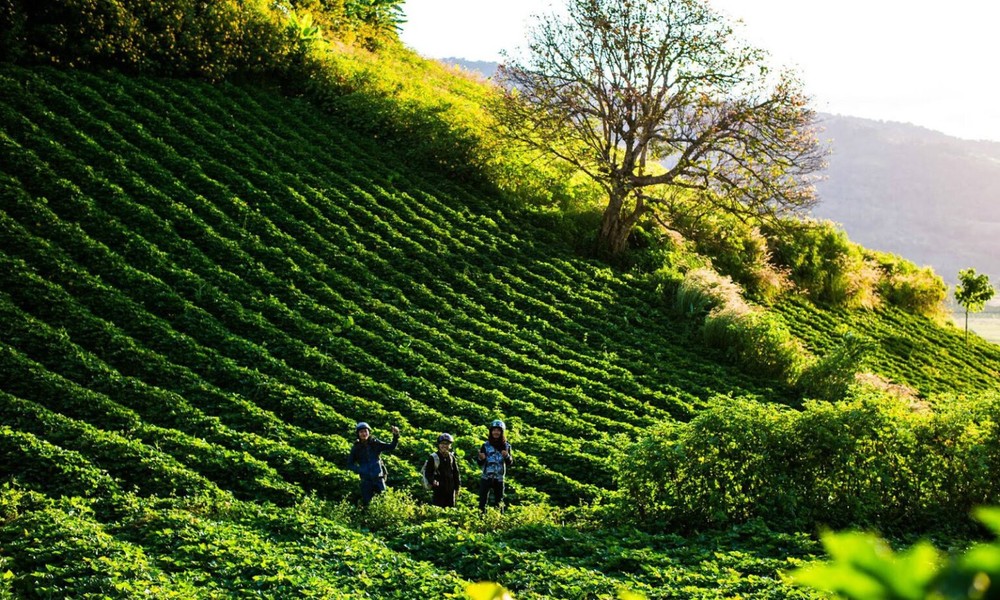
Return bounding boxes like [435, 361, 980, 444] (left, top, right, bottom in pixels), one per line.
[773, 296, 1000, 396]
[4, 63, 999, 599]
[7, 65, 995, 517]
[0, 487, 468, 599]
[1, 70, 664, 482]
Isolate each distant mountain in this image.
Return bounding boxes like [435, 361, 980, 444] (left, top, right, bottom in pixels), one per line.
[438, 57, 499, 79]
[440, 58, 1000, 288]
[812, 114, 1000, 287]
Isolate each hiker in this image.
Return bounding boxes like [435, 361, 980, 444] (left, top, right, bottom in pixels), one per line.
[476, 419, 513, 512]
[346, 422, 399, 505]
[422, 433, 461, 508]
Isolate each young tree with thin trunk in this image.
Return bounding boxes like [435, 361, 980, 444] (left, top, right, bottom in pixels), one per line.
[495, 0, 827, 259]
[955, 268, 995, 345]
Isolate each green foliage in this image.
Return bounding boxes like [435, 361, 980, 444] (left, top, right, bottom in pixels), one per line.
[768, 224, 947, 317]
[666, 208, 790, 303]
[619, 222, 696, 275]
[1, 0, 301, 81]
[676, 268, 809, 383]
[791, 507, 1000, 600]
[956, 268, 996, 314]
[0, 65, 826, 596]
[771, 294, 999, 398]
[796, 329, 876, 401]
[616, 392, 1000, 534]
[0, 0, 409, 80]
[703, 306, 809, 384]
[359, 487, 417, 531]
[955, 268, 996, 344]
[343, 0, 406, 45]
[0, 63, 998, 598]
[285, 9, 323, 43]
[870, 250, 948, 319]
[767, 219, 879, 309]
[791, 531, 942, 600]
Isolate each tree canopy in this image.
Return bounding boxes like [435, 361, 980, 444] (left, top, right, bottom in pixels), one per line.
[495, 0, 827, 258]
[955, 267, 995, 344]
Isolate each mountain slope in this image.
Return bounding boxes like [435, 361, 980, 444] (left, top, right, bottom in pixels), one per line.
[1, 65, 999, 597]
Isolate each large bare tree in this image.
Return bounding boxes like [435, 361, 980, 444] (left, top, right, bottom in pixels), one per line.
[495, 0, 827, 258]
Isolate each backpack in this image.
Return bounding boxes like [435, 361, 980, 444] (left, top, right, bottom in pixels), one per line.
[421, 453, 440, 490]
[422, 452, 457, 489]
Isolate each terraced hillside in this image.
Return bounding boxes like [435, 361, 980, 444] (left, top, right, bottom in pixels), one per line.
[1, 65, 998, 598]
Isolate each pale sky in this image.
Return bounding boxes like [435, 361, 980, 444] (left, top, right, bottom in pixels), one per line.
[399, 0, 1000, 142]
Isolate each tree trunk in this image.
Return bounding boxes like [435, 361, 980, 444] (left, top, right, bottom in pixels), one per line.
[595, 201, 632, 259]
[595, 184, 643, 260]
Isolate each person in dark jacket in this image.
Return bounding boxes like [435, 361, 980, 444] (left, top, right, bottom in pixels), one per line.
[422, 433, 461, 508]
[346, 422, 399, 505]
[476, 419, 513, 512]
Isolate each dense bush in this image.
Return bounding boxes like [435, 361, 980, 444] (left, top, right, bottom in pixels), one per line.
[766, 219, 880, 309]
[796, 330, 876, 401]
[766, 219, 947, 318]
[623, 222, 704, 275]
[0, 0, 302, 81]
[869, 250, 948, 319]
[663, 206, 790, 303]
[703, 307, 809, 383]
[616, 391, 1000, 535]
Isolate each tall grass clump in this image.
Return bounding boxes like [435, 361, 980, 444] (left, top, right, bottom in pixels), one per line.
[677, 269, 808, 383]
[675, 268, 744, 316]
[663, 202, 791, 304]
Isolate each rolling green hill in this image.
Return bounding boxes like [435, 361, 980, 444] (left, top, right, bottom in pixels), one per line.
[1, 64, 999, 598]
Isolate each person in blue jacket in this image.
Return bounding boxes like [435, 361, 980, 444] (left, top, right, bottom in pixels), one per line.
[346, 422, 399, 505]
[476, 419, 513, 512]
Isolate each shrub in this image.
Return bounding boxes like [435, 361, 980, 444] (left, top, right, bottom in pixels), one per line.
[616, 391, 1000, 535]
[703, 305, 809, 383]
[1, 0, 300, 81]
[361, 487, 416, 531]
[869, 250, 948, 319]
[624, 223, 685, 273]
[676, 269, 809, 383]
[663, 206, 790, 303]
[0, 0, 409, 82]
[796, 330, 877, 401]
[766, 219, 878, 308]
